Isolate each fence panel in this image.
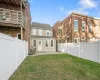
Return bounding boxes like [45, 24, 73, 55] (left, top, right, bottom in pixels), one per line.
[58, 41, 100, 63]
[68, 43, 80, 57]
[80, 42, 99, 62]
[0, 33, 28, 80]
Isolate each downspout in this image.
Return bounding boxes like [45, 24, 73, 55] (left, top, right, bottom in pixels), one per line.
[21, 0, 23, 40]
[71, 14, 74, 42]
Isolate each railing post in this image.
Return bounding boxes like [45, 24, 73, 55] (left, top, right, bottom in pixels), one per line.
[17, 12, 18, 24]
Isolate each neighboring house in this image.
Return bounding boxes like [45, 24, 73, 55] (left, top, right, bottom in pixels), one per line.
[0, 0, 31, 50]
[31, 22, 56, 52]
[53, 12, 100, 43]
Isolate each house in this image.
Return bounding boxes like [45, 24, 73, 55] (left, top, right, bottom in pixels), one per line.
[0, 0, 31, 50]
[53, 12, 100, 43]
[31, 22, 56, 52]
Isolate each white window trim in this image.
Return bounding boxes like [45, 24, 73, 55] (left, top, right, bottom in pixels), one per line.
[33, 40, 36, 48]
[74, 20, 78, 31]
[38, 29, 42, 36]
[32, 29, 36, 35]
[89, 22, 92, 32]
[45, 40, 49, 48]
[46, 30, 50, 36]
[82, 21, 85, 31]
[50, 40, 54, 48]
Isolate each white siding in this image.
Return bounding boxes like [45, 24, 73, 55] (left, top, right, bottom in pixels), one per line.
[38, 29, 42, 36]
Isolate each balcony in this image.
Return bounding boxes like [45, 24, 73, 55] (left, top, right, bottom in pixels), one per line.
[0, 8, 24, 27]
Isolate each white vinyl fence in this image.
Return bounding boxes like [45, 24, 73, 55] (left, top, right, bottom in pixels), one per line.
[58, 41, 100, 63]
[0, 33, 28, 80]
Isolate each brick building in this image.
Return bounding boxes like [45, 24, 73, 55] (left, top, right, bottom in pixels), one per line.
[0, 0, 31, 50]
[53, 12, 100, 43]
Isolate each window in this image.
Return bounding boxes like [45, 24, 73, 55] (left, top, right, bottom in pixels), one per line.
[74, 20, 78, 31]
[82, 21, 85, 31]
[47, 32, 49, 36]
[32, 29, 36, 35]
[89, 22, 92, 32]
[39, 41, 41, 45]
[17, 33, 21, 39]
[34, 40, 36, 47]
[45, 40, 49, 47]
[58, 28, 62, 34]
[51, 40, 53, 47]
[39, 29, 42, 36]
[46, 30, 50, 36]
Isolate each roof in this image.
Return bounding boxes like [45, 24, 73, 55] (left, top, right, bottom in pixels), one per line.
[71, 12, 100, 20]
[32, 22, 52, 30]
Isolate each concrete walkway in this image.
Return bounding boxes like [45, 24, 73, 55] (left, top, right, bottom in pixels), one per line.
[29, 51, 63, 56]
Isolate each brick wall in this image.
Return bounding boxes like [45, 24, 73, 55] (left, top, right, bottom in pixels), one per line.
[53, 13, 100, 43]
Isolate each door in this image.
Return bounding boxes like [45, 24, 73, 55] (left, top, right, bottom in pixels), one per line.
[37, 40, 42, 51]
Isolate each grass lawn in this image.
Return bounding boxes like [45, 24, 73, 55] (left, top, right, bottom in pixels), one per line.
[9, 54, 100, 80]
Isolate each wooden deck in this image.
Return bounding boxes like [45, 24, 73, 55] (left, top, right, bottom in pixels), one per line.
[0, 8, 24, 27]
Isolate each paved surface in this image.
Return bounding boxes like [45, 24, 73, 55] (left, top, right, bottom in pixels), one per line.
[29, 51, 63, 56]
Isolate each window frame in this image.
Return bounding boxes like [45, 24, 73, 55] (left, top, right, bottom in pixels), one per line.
[74, 20, 78, 31]
[17, 33, 21, 39]
[45, 40, 49, 48]
[32, 29, 36, 35]
[46, 30, 50, 36]
[50, 40, 53, 47]
[82, 21, 85, 31]
[38, 29, 42, 36]
[89, 22, 92, 32]
[33, 40, 36, 47]
[58, 28, 62, 34]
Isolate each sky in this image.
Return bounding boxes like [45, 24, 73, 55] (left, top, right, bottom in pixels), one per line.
[28, 0, 100, 26]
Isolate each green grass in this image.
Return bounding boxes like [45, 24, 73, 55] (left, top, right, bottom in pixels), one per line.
[9, 54, 100, 80]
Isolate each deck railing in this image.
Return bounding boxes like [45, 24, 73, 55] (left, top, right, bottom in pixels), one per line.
[0, 8, 24, 26]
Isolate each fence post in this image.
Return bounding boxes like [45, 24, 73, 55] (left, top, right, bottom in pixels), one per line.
[98, 41, 100, 63]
